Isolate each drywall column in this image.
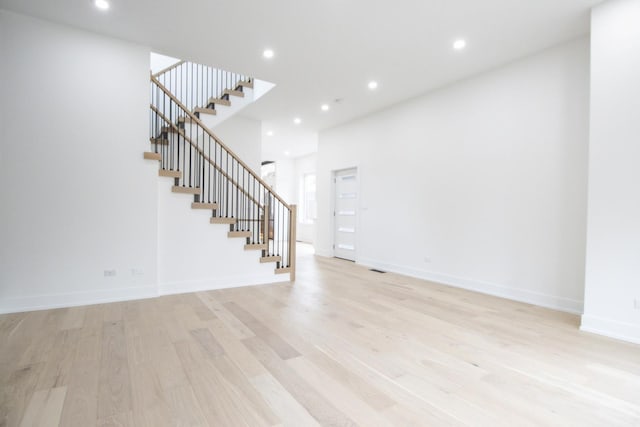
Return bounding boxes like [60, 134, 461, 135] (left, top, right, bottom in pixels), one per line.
[581, 0, 640, 344]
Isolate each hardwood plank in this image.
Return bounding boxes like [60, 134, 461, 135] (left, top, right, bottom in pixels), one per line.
[1, 244, 639, 426]
[174, 341, 268, 426]
[288, 356, 394, 426]
[143, 152, 161, 161]
[224, 301, 301, 360]
[96, 411, 135, 427]
[172, 186, 200, 195]
[209, 356, 280, 426]
[159, 169, 182, 178]
[97, 321, 132, 418]
[249, 373, 320, 427]
[19, 386, 67, 427]
[0, 364, 44, 427]
[58, 359, 100, 427]
[190, 328, 225, 358]
[242, 336, 357, 426]
[35, 328, 81, 390]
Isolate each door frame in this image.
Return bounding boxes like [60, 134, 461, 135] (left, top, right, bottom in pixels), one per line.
[331, 166, 359, 261]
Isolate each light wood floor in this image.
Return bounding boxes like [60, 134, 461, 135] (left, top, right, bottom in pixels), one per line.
[1, 244, 639, 426]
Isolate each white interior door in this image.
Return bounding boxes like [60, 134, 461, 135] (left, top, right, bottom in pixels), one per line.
[333, 168, 357, 261]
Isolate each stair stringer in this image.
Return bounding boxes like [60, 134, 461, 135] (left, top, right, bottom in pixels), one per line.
[156, 178, 282, 296]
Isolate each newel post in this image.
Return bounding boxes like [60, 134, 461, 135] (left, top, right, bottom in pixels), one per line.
[289, 205, 297, 282]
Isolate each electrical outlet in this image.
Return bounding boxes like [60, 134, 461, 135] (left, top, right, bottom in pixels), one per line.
[104, 269, 116, 277]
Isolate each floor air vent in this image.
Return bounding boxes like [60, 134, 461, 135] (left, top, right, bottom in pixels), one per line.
[369, 268, 387, 273]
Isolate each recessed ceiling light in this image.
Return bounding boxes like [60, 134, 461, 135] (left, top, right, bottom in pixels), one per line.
[94, 0, 110, 10]
[321, 104, 330, 112]
[293, 117, 301, 124]
[266, 130, 274, 136]
[453, 39, 466, 50]
[263, 49, 274, 59]
[368, 81, 378, 90]
[284, 151, 290, 156]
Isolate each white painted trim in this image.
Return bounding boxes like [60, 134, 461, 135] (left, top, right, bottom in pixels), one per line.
[158, 274, 286, 296]
[580, 315, 640, 345]
[356, 256, 584, 314]
[0, 285, 158, 314]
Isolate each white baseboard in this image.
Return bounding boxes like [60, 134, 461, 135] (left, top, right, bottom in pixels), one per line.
[158, 274, 286, 296]
[356, 257, 584, 314]
[580, 314, 640, 345]
[0, 285, 158, 314]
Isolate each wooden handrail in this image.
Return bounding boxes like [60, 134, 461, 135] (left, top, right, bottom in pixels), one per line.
[150, 104, 264, 210]
[152, 60, 186, 78]
[151, 74, 291, 210]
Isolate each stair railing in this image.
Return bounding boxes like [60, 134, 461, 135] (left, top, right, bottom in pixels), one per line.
[150, 74, 296, 278]
[153, 61, 252, 114]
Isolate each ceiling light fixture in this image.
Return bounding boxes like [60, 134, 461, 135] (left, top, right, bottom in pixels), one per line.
[368, 81, 378, 90]
[321, 104, 330, 112]
[266, 130, 274, 136]
[94, 0, 110, 10]
[263, 49, 274, 59]
[284, 151, 290, 156]
[453, 39, 466, 50]
[293, 117, 301, 124]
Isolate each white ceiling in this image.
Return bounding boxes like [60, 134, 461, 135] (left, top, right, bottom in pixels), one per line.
[1, 0, 602, 157]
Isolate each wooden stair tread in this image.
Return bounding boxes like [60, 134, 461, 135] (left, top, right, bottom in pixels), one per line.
[193, 107, 217, 116]
[260, 256, 281, 263]
[236, 80, 253, 89]
[223, 89, 244, 98]
[177, 116, 197, 124]
[159, 169, 182, 178]
[275, 267, 292, 274]
[245, 243, 267, 251]
[143, 152, 161, 161]
[161, 126, 184, 135]
[228, 231, 251, 238]
[191, 202, 218, 210]
[207, 97, 231, 107]
[172, 186, 200, 195]
[150, 137, 169, 145]
[210, 217, 237, 224]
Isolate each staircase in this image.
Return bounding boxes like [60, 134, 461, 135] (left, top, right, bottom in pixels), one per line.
[152, 61, 258, 129]
[145, 61, 296, 280]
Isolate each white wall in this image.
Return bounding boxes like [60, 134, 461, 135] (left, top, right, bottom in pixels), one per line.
[156, 180, 282, 294]
[215, 115, 262, 173]
[0, 10, 157, 312]
[294, 154, 317, 243]
[150, 52, 180, 74]
[582, 0, 640, 344]
[317, 38, 590, 313]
